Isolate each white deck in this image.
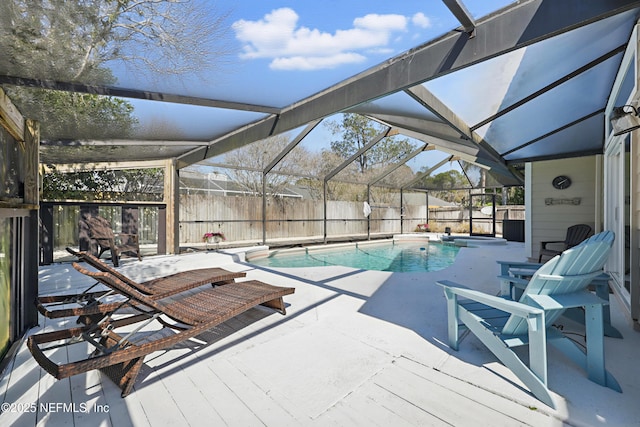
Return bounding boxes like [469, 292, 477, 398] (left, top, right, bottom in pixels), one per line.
[1, 242, 639, 426]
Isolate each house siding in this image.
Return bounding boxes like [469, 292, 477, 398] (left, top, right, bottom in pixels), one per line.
[530, 156, 599, 261]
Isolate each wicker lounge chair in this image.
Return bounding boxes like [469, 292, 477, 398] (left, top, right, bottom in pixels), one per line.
[37, 249, 247, 319]
[84, 215, 141, 266]
[538, 224, 593, 262]
[28, 263, 295, 397]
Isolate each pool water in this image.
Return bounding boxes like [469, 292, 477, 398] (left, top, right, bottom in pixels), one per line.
[250, 242, 460, 272]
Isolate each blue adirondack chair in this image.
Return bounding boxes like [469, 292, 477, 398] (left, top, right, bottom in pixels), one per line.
[437, 231, 620, 408]
[496, 260, 623, 339]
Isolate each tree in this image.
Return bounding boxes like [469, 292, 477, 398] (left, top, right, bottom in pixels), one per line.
[43, 168, 164, 201]
[0, 0, 234, 200]
[0, 0, 233, 82]
[503, 186, 525, 205]
[0, 0, 234, 141]
[223, 134, 321, 197]
[419, 170, 469, 205]
[420, 170, 468, 190]
[325, 114, 416, 176]
[19, 90, 137, 141]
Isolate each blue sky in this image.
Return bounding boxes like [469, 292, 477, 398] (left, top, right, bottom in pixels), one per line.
[215, 0, 515, 105]
[127, 0, 515, 168]
[124, 1, 515, 107]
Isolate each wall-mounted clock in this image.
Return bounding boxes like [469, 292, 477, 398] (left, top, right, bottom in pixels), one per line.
[552, 175, 572, 190]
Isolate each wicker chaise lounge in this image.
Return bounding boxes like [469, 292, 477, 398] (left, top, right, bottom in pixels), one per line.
[37, 250, 248, 319]
[28, 263, 295, 397]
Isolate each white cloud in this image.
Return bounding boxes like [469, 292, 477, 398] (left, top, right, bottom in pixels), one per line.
[412, 12, 432, 29]
[367, 47, 395, 55]
[232, 8, 409, 71]
[354, 14, 407, 32]
[271, 53, 367, 71]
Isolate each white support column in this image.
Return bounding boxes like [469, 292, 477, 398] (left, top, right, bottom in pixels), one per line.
[525, 163, 533, 259]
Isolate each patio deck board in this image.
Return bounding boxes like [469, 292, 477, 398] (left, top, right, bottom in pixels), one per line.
[321, 378, 446, 426]
[0, 340, 41, 427]
[211, 358, 301, 426]
[394, 356, 551, 423]
[2, 244, 639, 426]
[373, 359, 520, 425]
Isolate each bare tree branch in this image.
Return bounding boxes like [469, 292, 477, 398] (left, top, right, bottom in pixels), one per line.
[0, 0, 235, 83]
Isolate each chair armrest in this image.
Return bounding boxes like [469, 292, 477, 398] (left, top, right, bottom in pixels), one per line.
[437, 280, 544, 318]
[527, 291, 608, 310]
[536, 270, 603, 282]
[509, 267, 540, 277]
[540, 240, 565, 250]
[93, 237, 115, 246]
[497, 275, 530, 288]
[496, 260, 544, 269]
[114, 233, 139, 245]
[496, 261, 544, 282]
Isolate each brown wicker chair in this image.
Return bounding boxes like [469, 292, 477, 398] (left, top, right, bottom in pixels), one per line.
[37, 249, 248, 319]
[538, 224, 593, 262]
[85, 215, 141, 267]
[28, 263, 295, 397]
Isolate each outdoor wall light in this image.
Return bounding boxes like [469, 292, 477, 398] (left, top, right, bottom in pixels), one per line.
[610, 105, 640, 136]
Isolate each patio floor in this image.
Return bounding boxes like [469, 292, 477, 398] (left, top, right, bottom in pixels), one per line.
[1, 242, 639, 426]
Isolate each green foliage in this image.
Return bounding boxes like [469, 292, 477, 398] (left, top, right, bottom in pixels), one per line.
[416, 170, 469, 205]
[43, 168, 163, 201]
[483, 186, 524, 206]
[419, 170, 468, 190]
[1, 0, 232, 142]
[1, 0, 138, 141]
[325, 114, 416, 175]
[14, 90, 137, 141]
[507, 186, 525, 205]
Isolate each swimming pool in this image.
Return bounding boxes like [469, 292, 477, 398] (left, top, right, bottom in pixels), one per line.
[249, 242, 460, 273]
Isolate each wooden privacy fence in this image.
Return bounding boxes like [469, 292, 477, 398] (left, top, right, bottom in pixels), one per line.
[178, 194, 525, 243]
[179, 195, 411, 242]
[42, 195, 526, 259]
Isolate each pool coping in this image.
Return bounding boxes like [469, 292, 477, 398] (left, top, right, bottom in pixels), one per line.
[245, 234, 440, 263]
[245, 233, 508, 262]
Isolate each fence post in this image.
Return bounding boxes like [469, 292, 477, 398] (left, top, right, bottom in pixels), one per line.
[39, 203, 54, 265]
[158, 206, 167, 254]
[262, 174, 267, 245]
[323, 180, 327, 244]
[367, 185, 371, 240]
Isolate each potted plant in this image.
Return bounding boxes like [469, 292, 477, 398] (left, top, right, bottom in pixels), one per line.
[415, 223, 430, 232]
[203, 231, 226, 249]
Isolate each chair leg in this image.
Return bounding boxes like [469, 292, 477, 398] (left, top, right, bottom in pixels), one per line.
[110, 248, 120, 267]
[261, 297, 286, 315]
[458, 307, 556, 409]
[100, 357, 145, 397]
[443, 288, 460, 351]
[551, 304, 622, 392]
